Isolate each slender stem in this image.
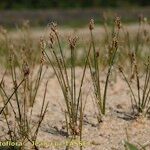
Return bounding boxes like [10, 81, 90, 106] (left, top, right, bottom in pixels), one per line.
[0, 78, 25, 115]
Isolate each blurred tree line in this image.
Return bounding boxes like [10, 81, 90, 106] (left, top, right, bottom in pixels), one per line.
[0, 0, 149, 10]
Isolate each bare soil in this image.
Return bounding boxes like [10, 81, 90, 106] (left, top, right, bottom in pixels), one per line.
[0, 67, 150, 150]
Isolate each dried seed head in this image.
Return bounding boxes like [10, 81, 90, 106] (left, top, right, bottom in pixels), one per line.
[40, 37, 46, 50]
[89, 19, 94, 30]
[115, 17, 121, 29]
[49, 32, 55, 44]
[49, 22, 57, 33]
[112, 37, 118, 49]
[49, 32, 55, 48]
[69, 36, 78, 50]
[23, 61, 30, 77]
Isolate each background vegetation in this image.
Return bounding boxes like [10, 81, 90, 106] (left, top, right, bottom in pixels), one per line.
[0, 0, 150, 10]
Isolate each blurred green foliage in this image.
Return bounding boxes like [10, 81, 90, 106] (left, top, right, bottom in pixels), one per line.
[0, 0, 149, 10]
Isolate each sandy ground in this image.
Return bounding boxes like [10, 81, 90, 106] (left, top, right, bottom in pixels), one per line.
[0, 66, 150, 150]
[0, 23, 150, 150]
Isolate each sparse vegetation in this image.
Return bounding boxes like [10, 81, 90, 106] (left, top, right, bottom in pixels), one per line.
[0, 16, 150, 150]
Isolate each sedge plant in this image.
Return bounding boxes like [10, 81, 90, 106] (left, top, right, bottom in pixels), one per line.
[88, 18, 120, 122]
[119, 53, 150, 116]
[43, 22, 91, 147]
[0, 43, 49, 150]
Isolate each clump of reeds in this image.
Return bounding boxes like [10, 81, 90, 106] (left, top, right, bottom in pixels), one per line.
[0, 39, 49, 150]
[119, 52, 150, 116]
[43, 22, 91, 149]
[88, 18, 120, 122]
[0, 16, 149, 150]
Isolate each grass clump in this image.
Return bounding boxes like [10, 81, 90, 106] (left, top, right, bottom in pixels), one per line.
[0, 41, 49, 149]
[0, 16, 149, 150]
[119, 53, 150, 116]
[88, 18, 119, 122]
[43, 22, 90, 140]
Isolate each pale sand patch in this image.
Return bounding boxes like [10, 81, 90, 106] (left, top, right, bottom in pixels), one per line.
[0, 66, 150, 150]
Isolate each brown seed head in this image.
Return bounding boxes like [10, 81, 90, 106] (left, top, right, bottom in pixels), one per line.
[112, 37, 118, 49]
[49, 32, 54, 44]
[115, 17, 121, 29]
[50, 22, 57, 33]
[40, 37, 46, 50]
[89, 19, 94, 30]
[23, 61, 30, 77]
[49, 32, 55, 48]
[40, 53, 45, 64]
[69, 36, 78, 50]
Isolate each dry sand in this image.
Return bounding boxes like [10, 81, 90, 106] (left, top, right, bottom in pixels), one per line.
[0, 67, 150, 150]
